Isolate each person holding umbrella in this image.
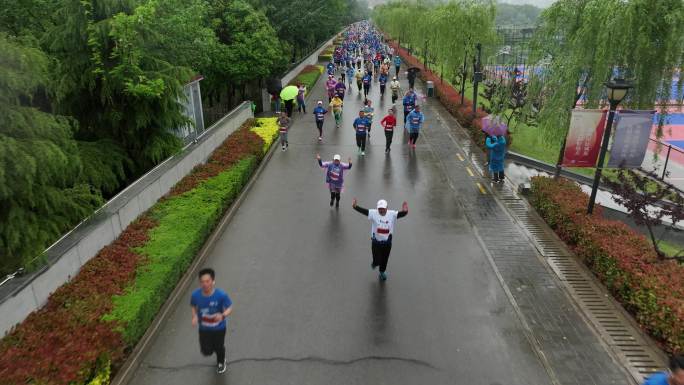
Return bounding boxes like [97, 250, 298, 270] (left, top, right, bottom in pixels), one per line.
[351, 198, 409, 281]
[486, 133, 507, 183]
[280, 85, 298, 117]
[316, 153, 352, 209]
[407, 67, 419, 89]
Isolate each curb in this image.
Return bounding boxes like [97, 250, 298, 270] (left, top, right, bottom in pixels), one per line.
[110, 133, 280, 385]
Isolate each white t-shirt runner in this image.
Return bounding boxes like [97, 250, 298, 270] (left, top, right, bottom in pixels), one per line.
[368, 209, 398, 242]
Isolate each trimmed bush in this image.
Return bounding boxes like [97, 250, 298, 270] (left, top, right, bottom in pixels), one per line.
[0, 118, 279, 384]
[530, 176, 683, 353]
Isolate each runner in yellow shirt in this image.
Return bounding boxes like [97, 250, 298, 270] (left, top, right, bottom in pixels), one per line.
[329, 96, 344, 128]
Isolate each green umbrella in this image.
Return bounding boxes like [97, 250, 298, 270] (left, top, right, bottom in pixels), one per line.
[280, 85, 299, 100]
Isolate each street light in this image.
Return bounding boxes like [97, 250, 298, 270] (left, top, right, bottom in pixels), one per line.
[587, 77, 633, 214]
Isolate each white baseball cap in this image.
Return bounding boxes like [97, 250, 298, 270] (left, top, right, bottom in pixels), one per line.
[377, 199, 388, 209]
[317, 100, 323, 104]
[333, 154, 341, 161]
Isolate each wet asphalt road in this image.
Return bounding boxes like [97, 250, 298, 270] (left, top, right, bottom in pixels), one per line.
[127, 68, 553, 385]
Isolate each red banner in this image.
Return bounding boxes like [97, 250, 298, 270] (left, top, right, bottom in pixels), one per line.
[561, 110, 607, 167]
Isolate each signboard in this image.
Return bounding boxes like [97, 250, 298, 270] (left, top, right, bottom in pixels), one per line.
[562, 110, 607, 167]
[607, 110, 656, 168]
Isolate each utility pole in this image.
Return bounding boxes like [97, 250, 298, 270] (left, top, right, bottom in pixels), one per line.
[460, 51, 468, 105]
[472, 43, 483, 119]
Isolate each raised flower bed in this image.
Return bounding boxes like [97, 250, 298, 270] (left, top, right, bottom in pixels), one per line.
[0, 118, 280, 385]
[530, 176, 683, 353]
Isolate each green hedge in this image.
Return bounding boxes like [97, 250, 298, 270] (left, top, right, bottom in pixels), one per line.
[530, 176, 683, 353]
[105, 158, 257, 343]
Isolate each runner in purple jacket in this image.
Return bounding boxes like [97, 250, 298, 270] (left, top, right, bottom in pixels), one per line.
[316, 153, 352, 209]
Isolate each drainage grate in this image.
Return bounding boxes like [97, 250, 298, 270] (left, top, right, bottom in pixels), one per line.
[496, 188, 665, 383]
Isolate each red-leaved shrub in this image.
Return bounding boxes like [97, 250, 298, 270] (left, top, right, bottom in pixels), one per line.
[530, 176, 684, 353]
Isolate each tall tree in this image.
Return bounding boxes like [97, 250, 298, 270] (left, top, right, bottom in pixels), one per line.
[527, 0, 684, 146]
[0, 34, 103, 275]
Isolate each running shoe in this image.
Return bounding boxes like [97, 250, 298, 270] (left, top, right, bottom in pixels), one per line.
[318, 137, 322, 142]
[217, 359, 227, 374]
[379, 272, 387, 281]
[282, 146, 286, 151]
[361, 151, 365, 156]
[371, 263, 377, 270]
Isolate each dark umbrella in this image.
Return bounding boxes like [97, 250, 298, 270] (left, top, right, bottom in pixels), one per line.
[407, 67, 421, 76]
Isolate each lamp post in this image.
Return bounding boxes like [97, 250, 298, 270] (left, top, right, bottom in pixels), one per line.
[587, 78, 632, 214]
[472, 43, 483, 119]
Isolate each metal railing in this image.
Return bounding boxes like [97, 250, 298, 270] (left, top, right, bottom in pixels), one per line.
[644, 138, 684, 184]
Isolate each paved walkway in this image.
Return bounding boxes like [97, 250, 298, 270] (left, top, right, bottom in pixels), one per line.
[126, 65, 631, 385]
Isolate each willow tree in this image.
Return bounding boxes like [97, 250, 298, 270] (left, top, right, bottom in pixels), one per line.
[528, 0, 684, 149]
[373, 0, 497, 88]
[0, 34, 103, 275]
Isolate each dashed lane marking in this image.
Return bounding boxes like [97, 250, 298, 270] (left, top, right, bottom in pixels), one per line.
[476, 182, 487, 195]
[466, 167, 474, 177]
[456, 153, 464, 161]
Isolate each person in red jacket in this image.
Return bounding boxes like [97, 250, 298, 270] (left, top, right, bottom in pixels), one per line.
[380, 106, 397, 154]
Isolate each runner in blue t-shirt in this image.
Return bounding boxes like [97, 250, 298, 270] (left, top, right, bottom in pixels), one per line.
[191, 268, 233, 374]
[353, 110, 370, 156]
[642, 355, 684, 385]
[313, 101, 328, 142]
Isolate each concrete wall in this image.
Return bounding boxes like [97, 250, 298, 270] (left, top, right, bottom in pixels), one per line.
[0, 102, 253, 336]
[262, 32, 342, 112]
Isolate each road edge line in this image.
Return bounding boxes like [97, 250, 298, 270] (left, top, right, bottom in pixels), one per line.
[110, 133, 280, 385]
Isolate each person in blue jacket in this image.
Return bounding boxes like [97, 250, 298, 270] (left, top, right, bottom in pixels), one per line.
[346, 66, 355, 88]
[327, 61, 335, 75]
[379, 73, 388, 97]
[393, 55, 402, 77]
[362, 71, 372, 98]
[313, 101, 328, 142]
[643, 355, 684, 385]
[405, 104, 425, 148]
[353, 110, 370, 156]
[402, 88, 417, 125]
[486, 134, 507, 183]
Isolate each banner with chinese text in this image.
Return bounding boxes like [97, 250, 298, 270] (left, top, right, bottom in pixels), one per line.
[561, 110, 607, 167]
[607, 110, 656, 168]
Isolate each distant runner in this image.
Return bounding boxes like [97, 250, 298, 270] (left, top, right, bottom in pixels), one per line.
[277, 112, 290, 151]
[406, 104, 425, 149]
[353, 110, 370, 156]
[313, 101, 328, 142]
[390, 76, 401, 103]
[329, 95, 344, 128]
[381, 107, 397, 153]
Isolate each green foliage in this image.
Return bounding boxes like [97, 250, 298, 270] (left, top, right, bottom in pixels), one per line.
[0, 33, 103, 275]
[105, 157, 257, 344]
[77, 140, 132, 197]
[528, 0, 684, 144]
[374, 0, 498, 85]
[45, 0, 204, 171]
[530, 176, 683, 353]
[495, 3, 542, 27]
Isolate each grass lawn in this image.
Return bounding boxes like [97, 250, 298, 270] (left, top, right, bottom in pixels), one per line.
[658, 239, 684, 257]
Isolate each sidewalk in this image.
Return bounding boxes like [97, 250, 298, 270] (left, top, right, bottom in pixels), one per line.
[414, 77, 637, 384]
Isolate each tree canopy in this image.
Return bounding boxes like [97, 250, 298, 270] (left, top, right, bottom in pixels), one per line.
[527, 0, 684, 144]
[0, 0, 367, 275]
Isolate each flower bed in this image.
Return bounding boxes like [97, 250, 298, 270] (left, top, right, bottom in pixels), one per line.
[386, 39, 490, 151]
[530, 176, 683, 353]
[0, 118, 279, 385]
[318, 45, 334, 62]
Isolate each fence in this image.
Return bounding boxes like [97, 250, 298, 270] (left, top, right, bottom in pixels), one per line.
[643, 138, 684, 190]
[0, 102, 253, 336]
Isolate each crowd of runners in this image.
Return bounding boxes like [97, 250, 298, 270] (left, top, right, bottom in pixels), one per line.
[276, 22, 425, 156]
[190, 21, 684, 384]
